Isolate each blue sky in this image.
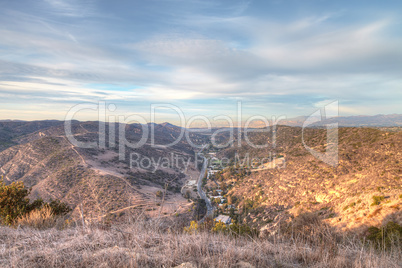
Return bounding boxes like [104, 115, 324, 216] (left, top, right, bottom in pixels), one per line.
[0, 0, 401, 123]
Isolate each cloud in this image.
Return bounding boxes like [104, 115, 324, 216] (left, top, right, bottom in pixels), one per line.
[0, 0, 402, 120]
[43, 0, 97, 17]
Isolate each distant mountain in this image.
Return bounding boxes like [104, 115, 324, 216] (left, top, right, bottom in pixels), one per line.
[0, 119, 25, 122]
[0, 120, 64, 151]
[279, 114, 402, 127]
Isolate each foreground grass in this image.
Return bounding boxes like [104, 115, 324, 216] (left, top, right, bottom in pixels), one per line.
[0, 218, 401, 268]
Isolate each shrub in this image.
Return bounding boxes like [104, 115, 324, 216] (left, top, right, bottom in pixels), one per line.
[281, 212, 339, 250]
[212, 220, 259, 237]
[155, 190, 163, 198]
[184, 190, 191, 199]
[371, 195, 385, 206]
[212, 220, 227, 233]
[46, 199, 71, 216]
[16, 206, 56, 229]
[367, 221, 402, 250]
[344, 202, 356, 211]
[0, 179, 30, 225]
[0, 179, 71, 226]
[184, 221, 198, 234]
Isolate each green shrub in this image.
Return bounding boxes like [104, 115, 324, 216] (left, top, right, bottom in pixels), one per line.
[0, 179, 30, 225]
[367, 221, 402, 250]
[46, 199, 71, 216]
[155, 190, 163, 198]
[370, 195, 385, 206]
[0, 179, 71, 226]
[212, 220, 259, 237]
[343, 201, 356, 211]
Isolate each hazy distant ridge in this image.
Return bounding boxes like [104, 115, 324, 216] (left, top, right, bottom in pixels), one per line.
[279, 114, 402, 127]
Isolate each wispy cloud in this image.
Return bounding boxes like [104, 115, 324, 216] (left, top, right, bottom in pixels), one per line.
[43, 0, 97, 17]
[0, 0, 401, 120]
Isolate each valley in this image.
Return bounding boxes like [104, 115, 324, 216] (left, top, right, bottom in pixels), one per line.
[0, 120, 401, 267]
[0, 120, 400, 237]
[0, 121, 207, 222]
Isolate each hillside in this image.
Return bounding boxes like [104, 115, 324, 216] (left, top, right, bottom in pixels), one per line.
[0, 121, 401, 235]
[0, 121, 207, 221]
[210, 126, 402, 234]
[0, 120, 64, 151]
[0, 121, 401, 267]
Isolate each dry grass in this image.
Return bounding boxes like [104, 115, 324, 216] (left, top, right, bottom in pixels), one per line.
[15, 206, 59, 230]
[0, 215, 401, 268]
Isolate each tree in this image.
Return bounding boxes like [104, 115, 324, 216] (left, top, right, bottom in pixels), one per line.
[212, 220, 259, 237]
[220, 182, 227, 191]
[46, 199, 71, 216]
[0, 179, 71, 226]
[184, 190, 191, 199]
[193, 198, 207, 220]
[0, 179, 30, 225]
[229, 207, 236, 219]
[213, 197, 221, 205]
[227, 195, 237, 205]
[155, 190, 163, 198]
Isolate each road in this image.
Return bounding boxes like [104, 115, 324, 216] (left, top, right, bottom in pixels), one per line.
[197, 151, 214, 221]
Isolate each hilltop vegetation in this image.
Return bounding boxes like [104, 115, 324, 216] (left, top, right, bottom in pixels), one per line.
[0, 179, 70, 226]
[0, 213, 400, 268]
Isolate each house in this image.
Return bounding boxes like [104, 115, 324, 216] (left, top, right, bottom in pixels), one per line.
[214, 215, 232, 225]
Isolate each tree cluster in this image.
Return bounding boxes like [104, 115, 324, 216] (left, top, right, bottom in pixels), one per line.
[0, 179, 71, 225]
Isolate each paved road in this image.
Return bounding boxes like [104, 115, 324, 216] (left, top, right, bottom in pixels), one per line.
[197, 152, 214, 221]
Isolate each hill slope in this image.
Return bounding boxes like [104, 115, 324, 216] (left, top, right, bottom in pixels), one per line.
[212, 126, 402, 234]
[0, 121, 206, 220]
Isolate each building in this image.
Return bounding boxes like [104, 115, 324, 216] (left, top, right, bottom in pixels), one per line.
[214, 215, 232, 225]
[208, 170, 219, 175]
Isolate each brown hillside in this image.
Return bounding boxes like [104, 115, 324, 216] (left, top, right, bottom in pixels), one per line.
[215, 127, 402, 234]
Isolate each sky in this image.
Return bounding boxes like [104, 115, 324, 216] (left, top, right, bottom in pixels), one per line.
[0, 0, 401, 125]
